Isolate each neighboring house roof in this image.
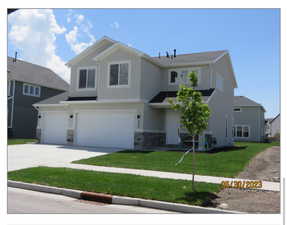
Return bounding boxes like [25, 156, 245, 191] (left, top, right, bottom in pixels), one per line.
[150, 89, 215, 103]
[233, 96, 266, 112]
[34, 92, 69, 105]
[151, 51, 227, 67]
[270, 113, 280, 124]
[7, 57, 69, 91]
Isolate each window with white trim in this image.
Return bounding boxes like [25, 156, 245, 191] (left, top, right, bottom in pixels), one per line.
[78, 68, 96, 89]
[233, 125, 250, 138]
[169, 68, 200, 85]
[23, 83, 41, 97]
[109, 62, 129, 86]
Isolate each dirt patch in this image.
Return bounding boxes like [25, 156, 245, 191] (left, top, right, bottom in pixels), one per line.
[214, 189, 280, 213]
[238, 146, 280, 182]
[212, 146, 280, 213]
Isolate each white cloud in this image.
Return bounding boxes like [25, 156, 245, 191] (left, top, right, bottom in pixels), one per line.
[76, 14, 84, 24]
[110, 21, 120, 30]
[65, 14, 96, 55]
[8, 9, 70, 83]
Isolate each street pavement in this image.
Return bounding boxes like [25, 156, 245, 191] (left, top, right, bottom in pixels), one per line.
[8, 144, 120, 171]
[8, 187, 174, 214]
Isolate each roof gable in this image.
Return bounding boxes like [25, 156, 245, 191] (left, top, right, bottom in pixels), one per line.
[233, 96, 265, 112]
[66, 36, 116, 67]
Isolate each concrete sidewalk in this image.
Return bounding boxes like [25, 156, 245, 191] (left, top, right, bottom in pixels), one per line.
[43, 162, 280, 192]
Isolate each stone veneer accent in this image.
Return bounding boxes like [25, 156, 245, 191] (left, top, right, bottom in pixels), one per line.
[67, 129, 74, 145]
[36, 128, 41, 141]
[134, 131, 166, 148]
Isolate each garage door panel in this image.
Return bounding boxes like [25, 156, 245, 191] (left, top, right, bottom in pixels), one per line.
[76, 111, 135, 148]
[43, 112, 68, 145]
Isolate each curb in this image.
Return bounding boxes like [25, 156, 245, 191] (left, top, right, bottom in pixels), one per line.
[8, 180, 241, 214]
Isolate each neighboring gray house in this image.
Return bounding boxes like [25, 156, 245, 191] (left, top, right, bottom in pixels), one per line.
[7, 57, 69, 138]
[267, 114, 280, 138]
[34, 36, 237, 151]
[233, 96, 265, 142]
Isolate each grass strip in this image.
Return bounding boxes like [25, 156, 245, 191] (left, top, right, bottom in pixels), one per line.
[8, 166, 220, 206]
[8, 139, 37, 145]
[73, 142, 277, 177]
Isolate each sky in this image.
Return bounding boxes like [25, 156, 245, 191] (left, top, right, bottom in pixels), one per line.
[7, 9, 280, 118]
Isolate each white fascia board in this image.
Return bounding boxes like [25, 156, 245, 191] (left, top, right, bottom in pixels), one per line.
[66, 36, 116, 67]
[212, 51, 238, 89]
[33, 103, 65, 108]
[60, 99, 147, 105]
[206, 89, 216, 104]
[212, 51, 228, 63]
[149, 103, 171, 109]
[93, 43, 145, 61]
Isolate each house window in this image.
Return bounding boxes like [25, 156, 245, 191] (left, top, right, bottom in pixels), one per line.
[78, 68, 96, 89]
[169, 68, 200, 85]
[23, 83, 41, 97]
[233, 125, 250, 138]
[233, 108, 241, 112]
[109, 62, 129, 87]
[170, 71, 178, 84]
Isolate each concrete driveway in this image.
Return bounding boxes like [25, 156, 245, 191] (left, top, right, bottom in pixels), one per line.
[8, 144, 120, 171]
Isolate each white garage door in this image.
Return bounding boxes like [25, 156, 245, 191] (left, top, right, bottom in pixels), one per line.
[42, 111, 68, 145]
[76, 111, 135, 148]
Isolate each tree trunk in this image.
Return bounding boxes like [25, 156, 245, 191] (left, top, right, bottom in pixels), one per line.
[192, 135, 196, 192]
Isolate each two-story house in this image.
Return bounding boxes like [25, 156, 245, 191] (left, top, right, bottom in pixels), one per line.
[233, 96, 265, 142]
[34, 36, 237, 151]
[8, 57, 69, 138]
[266, 114, 280, 139]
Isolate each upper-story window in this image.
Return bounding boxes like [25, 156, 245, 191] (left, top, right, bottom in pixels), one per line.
[108, 62, 130, 87]
[169, 68, 200, 86]
[233, 108, 241, 112]
[23, 83, 41, 97]
[78, 68, 96, 89]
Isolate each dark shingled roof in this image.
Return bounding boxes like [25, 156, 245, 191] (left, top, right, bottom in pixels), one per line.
[67, 96, 98, 101]
[150, 89, 215, 103]
[7, 57, 69, 91]
[35, 94, 98, 105]
[34, 92, 69, 105]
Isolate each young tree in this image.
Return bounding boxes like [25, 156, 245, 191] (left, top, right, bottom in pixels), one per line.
[169, 71, 211, 191]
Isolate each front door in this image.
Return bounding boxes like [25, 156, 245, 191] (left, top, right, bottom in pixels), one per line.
[165, 110, 180, 145]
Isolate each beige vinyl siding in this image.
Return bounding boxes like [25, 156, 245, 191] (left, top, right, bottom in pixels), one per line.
[140, 58, 163, 100]
[69, 40, 114, 97]
[161, 64, 211, 91]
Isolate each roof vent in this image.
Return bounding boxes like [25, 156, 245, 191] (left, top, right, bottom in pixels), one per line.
[166, 51, 169, 58]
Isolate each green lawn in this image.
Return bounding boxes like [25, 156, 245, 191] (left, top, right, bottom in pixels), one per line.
[73, 142, 278, 178]
[8, 138, 37, 145]
[8, 167, 220, 206]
